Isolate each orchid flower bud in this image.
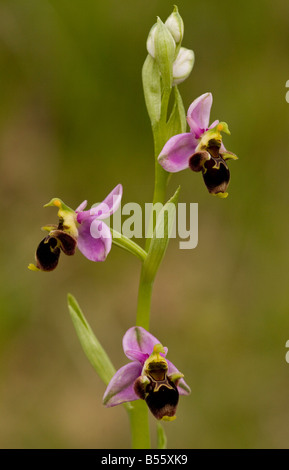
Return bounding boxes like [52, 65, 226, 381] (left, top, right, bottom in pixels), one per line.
[173, 47, 195, 85]
[146, 18, 176, 91]
[165, 5, 184, 45]
[146, 19, 176, 60]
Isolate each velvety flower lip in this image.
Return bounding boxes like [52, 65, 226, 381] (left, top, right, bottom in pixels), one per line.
[103, 326, 190, 421]
[75, 184, 122, 262]
[34, 230, 77, 272]
[189, 122, 237, 197]
[157, 93, 237, 197]
[189, 149, 230, 196]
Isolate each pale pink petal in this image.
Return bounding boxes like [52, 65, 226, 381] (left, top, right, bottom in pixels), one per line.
[77, 217, 112, 262]
[187, 92, 212, 138]
[103, 362, 142, 407]
[123, 326, 167, 361]
[125, 349, 149, 364]
[208, 119, 219, 129]
[75, 200, 87, 213]
[90, 184, 122, 219]
[158, 133, 198, 173]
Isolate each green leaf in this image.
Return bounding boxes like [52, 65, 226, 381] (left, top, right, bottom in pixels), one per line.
[142, 186, 180, 283]
[157, 422, 167, 449]
[166, 86, 187, 136]
[142, 54, 162, 125]
[67, 293, 116, 385]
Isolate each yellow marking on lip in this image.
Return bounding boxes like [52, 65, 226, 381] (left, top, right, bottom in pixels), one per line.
[28, 263, 40, 272]
[215, 192, 228, 199]
[161, 415, 177, 422]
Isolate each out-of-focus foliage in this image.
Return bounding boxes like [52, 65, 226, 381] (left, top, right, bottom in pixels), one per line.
[0, 0, 289, 448]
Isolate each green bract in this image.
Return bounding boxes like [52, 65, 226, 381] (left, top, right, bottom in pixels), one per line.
[68, 294, 116, 385]
[166, 86, 187, 137]
[142, 54, 162, 126]
[142, 186, 180, 283]
[154, 18, 176, 90]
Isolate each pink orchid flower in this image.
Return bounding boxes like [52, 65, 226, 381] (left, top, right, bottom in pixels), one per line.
[158, 93, 237, 197]
[103, 326, 191, 421]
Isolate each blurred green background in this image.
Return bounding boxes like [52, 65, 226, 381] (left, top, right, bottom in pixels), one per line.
[1, 0, 289, 449]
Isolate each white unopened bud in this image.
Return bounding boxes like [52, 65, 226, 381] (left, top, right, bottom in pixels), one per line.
[146, 21, 176, 63]
[173, 47, 195, 85]
[146, 23, 157, 58]
[165, 6, 184, 44]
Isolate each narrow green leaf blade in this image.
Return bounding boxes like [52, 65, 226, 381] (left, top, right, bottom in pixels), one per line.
[143, 186, 180, 282]
[68, 293, 116, 385]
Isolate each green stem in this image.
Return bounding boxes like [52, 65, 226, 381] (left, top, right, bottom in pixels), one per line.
[136, 273, 153, 330]
[137, 120, 170, 328]
[144, 121, 170, 252]
[130, 85, 173, 450]
[153, 156, 170, 206]
[128, 400, 151, 449]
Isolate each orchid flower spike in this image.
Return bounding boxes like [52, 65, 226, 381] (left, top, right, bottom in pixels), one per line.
[158, 92, 238, 197]
[28, 184, 122, 271]
[103, 326, 191, 421]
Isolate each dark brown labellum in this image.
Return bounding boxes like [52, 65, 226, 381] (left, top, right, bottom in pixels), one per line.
[36, 236, 61, 271]
[145, 377, 179, 420]
[134, 372, 179, 420]
[35, 230, 77, 271]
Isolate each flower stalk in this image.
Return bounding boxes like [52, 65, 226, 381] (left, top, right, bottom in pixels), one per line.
[111, 228, 147, 262]
[129, 400, 151, 449]
[131, 7, 191, 448]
